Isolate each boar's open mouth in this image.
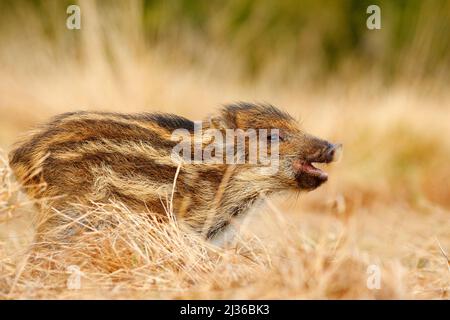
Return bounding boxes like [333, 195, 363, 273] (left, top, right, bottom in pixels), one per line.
[293, 160, 329, 190]
[296, 161, 329, 180]
[293, 143, 342, 190]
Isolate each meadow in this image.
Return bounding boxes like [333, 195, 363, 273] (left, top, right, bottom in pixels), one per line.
[0, 1, 449, 299]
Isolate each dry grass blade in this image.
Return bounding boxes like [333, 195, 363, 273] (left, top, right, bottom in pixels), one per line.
[435, 237, 450, 273]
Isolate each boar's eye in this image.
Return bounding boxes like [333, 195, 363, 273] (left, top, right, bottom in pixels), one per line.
[267, 132, 284, 142]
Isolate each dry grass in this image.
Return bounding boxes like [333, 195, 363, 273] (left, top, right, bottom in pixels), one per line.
[0, 147, 449, 299]
[0, 2, 449, 299]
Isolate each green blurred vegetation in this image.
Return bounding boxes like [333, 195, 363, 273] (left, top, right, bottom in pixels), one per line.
[0, 0, 449, 83]
[141, 0, 450, 81]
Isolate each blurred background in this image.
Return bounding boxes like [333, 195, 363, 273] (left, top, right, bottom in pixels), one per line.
[0, 0, 449, 204]
[0, 0, 449, 298]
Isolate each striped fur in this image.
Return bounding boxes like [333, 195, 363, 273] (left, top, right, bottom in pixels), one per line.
[9, 103, 335, 243]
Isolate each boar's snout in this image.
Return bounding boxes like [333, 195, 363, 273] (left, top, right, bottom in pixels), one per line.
[293, 136, 342, 191]
[304, 140, 342, 163]
[323, 142, 343, 163]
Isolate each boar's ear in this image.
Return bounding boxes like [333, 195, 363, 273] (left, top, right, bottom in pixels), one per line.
[218, 105, 240, 129]
[208, 116, 234, 130]
[207, 113, 236, 130]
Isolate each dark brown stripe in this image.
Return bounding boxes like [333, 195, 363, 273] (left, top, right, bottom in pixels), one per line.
[48, 119, 178, 151]
[45, 152, 178, 183]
